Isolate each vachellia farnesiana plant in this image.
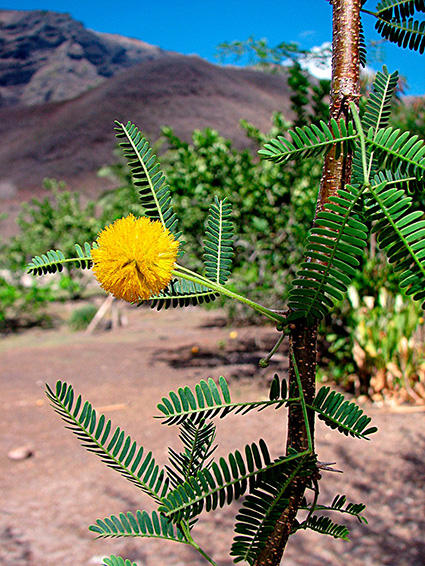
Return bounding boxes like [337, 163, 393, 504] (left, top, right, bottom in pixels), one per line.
[27, 1, 425, 565]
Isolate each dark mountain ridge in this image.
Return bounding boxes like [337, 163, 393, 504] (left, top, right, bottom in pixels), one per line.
[0, 10, 292, 237]
[0, 9, 166, 107]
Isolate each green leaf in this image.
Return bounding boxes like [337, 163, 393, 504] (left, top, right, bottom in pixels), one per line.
[287, 184, 368, 324]
[203, 197, 234, 285]
[90, 510, 187, 543]
[351, 66, 399, 185]
[155, 375, 293, 425]
[259, 119, 357, 164]
[45, 381, 169, 501]
[114, 121, 182, 241]
[27, 243, 95, 275]
[374, 2, 425, 54]
[310, 386, 377, 439]
[147, 277, 218, 310]
[102, 555, 138, 566]
[367, 126, 425, 179]
[158, 441, 299, 523]
[230, 452, 317, 565]
[166, 419, 217, 488]
[297, 515, 350, 540]
[365, 178, 425, 307]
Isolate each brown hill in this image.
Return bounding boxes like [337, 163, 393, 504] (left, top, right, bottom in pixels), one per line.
[0, 54, 291, 200]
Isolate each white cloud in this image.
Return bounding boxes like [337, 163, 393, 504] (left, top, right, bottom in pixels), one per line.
[298, 42, 332, 80]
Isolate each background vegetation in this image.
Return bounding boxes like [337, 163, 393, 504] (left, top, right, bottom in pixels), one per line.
[2, 65, 425, 402]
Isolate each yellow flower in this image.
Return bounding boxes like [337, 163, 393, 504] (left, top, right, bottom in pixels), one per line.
[91, 214, 179, 302]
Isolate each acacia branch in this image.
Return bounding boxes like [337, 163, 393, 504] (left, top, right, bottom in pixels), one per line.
[253, 1, 361, 564]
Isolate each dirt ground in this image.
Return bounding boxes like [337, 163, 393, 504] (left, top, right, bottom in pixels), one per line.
[1, 304, 425, 566]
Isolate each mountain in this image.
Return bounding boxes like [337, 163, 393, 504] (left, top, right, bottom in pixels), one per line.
[0, 10, 292, 237]
[0, 9, 167, 107]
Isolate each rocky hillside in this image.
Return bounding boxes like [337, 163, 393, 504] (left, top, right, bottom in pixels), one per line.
[0, 10, 292, 237]
[0, 9, 167, 107]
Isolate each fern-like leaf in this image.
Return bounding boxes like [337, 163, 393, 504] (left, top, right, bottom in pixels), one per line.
[310, 494, 367, 524]
[27, 242, 95, 275]
[158, 440, 300, 523]
[102, 556, 138, 566]
[365, 179, 425, 305]
[367, 126, 425, 179]
[259, 119, 357, 164]
[296, 515, 350, 540]
[374, 0, 425, 20]
[114, 121, 182, 240]
[148, 277, 218, 310]
[362, 67, 400, 134]
[166, 419, 217, 488]
[287, 184, 368, 324]
[230, 453, 317, 565]
[203, 197, 234, 285]
[45, 381, 169, 501]
[373, 0, 425, 54]
[359, 20, 367, 67]
[309, 386, 377, 439]
[352, 66, 400, 185]
[90, 510, 187, 543]
[156, 375, 295, 425]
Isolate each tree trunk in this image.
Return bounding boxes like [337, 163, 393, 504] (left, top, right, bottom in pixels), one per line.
[254, 1, 361, 564]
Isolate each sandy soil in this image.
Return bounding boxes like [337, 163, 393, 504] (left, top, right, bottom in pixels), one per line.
[1, 305, 425, 566]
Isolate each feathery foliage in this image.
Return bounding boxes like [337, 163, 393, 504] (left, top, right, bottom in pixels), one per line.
[262, 64, 425, 324]
[203, 197, 234, 285]
[156, 375, 296, 425]
[114, 121, 182, 240]
[27, 242, 95, 275]
[286, 184, 368, 324]
[148, 278, 218, 310]
[102, 556, 138, 566]
[359, 21, 367, 67]
[310, 386, 378, 438]
[372, 0, 425, 53]
[28, 6, 425, 565]
[366, 126, 425, 179]
[45, 375, 372, 565]
[148, 196, 236, 310]
[90, 510, 187, 542]
[45, 381, 169, 501]
[158, 440, 300, 523]
[259, 118, 357, 164]
[310, 493, 367, 523]
[362, 67, 400, 134]
[166, 419, 217, 488]
[366, 178, 425, 305]
[351, 66, 399, 185]
[230, 452, 317, 564]
[298, 515, 350, 540]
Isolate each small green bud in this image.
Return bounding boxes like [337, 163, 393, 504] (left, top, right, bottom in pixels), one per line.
[276, 323, 284, 332]
[259, 358, 270, 368]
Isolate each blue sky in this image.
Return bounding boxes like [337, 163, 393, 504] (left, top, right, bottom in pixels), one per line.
[2, 0, 425, 95]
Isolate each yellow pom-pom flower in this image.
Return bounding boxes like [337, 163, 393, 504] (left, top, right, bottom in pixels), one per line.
[91, 214, 179, 302]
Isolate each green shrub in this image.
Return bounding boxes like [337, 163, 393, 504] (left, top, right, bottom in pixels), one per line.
[67, 303, 98, 331]
[2, 178, 102, 299]
[0, 276, 54, 331]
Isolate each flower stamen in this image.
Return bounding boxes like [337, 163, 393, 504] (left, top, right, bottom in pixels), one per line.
[91, 214, 179, 303]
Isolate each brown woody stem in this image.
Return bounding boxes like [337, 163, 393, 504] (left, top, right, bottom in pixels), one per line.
[253, 1, 361, 564]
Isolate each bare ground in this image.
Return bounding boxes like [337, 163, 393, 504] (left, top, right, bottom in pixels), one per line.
[1, 305, 425, 566]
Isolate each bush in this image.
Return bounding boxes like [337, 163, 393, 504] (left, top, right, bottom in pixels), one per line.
[0, 275, 54, 331]
[67, 303, 98, 331]
[2, 178, 102, 299]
